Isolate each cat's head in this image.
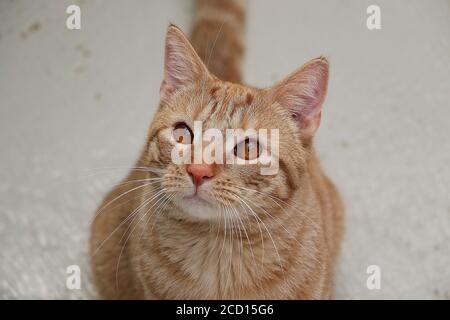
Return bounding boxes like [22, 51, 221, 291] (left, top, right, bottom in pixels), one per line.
[144, 25, 328, 221]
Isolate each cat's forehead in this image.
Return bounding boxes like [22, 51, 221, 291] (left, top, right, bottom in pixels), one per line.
[207, 82, 254, 106]
[188, 82, 263, 130]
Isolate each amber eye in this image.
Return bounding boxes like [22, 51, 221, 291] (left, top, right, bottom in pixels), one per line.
[172, 122, 193, 144]
[234, 138, 260, 160]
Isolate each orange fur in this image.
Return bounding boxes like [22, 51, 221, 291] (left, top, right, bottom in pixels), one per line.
[90, 0, 344, 300]
[191, 0, 245, 83]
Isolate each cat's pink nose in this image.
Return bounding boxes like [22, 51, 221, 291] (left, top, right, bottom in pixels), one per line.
[187, 164, 214, 188]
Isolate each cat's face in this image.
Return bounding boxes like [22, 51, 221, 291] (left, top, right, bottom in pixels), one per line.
[144, 25, 328, 221]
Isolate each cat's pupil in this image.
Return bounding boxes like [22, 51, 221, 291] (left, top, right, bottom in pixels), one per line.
[245, 142, 250, 159]
[234, 138, 259, 160]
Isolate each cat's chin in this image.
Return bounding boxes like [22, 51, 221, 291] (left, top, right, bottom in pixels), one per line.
[178, 194, 220, 220]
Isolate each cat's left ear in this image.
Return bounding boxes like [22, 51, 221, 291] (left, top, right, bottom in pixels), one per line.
[268, 57, 329, 140]
[160, 24, 210, 103]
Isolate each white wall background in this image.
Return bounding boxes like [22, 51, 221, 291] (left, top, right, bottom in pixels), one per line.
[0, 0, 449, 299]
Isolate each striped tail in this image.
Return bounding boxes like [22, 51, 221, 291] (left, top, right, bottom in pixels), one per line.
[190, 0, 245, 83]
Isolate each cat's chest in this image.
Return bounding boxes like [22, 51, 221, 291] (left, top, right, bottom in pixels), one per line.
[136, 226, 285, 299]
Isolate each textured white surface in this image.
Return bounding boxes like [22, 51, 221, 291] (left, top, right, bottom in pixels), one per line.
[0, 0, 449, 299]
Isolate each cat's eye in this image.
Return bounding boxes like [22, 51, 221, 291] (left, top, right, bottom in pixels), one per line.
[234, 138, 260, 160]
[172, 122, 193, 144]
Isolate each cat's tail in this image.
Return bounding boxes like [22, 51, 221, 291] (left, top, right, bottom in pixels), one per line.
[190, 0, 245, 83]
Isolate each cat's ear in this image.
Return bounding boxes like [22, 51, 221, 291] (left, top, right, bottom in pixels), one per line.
[160, 24, 210, 103]
[269, 57, 329, 140]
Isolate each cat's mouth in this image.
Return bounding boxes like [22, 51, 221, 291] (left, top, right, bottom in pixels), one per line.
[183, 194, 212, 206]
[179, 193, 220, 220]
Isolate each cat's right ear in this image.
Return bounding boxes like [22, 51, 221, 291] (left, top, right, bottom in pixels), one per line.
[160, 24, 210, 103]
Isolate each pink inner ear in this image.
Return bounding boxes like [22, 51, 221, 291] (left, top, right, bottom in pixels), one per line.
[160, 25, 209, 103]
[165, 42, 191, 89]
[271, 58, 329, 136]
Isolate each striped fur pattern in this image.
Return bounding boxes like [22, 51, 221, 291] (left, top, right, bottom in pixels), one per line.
[90, 0, 344, 299]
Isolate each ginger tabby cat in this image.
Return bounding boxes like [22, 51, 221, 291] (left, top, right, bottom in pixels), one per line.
[90, 0, 344, 299]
